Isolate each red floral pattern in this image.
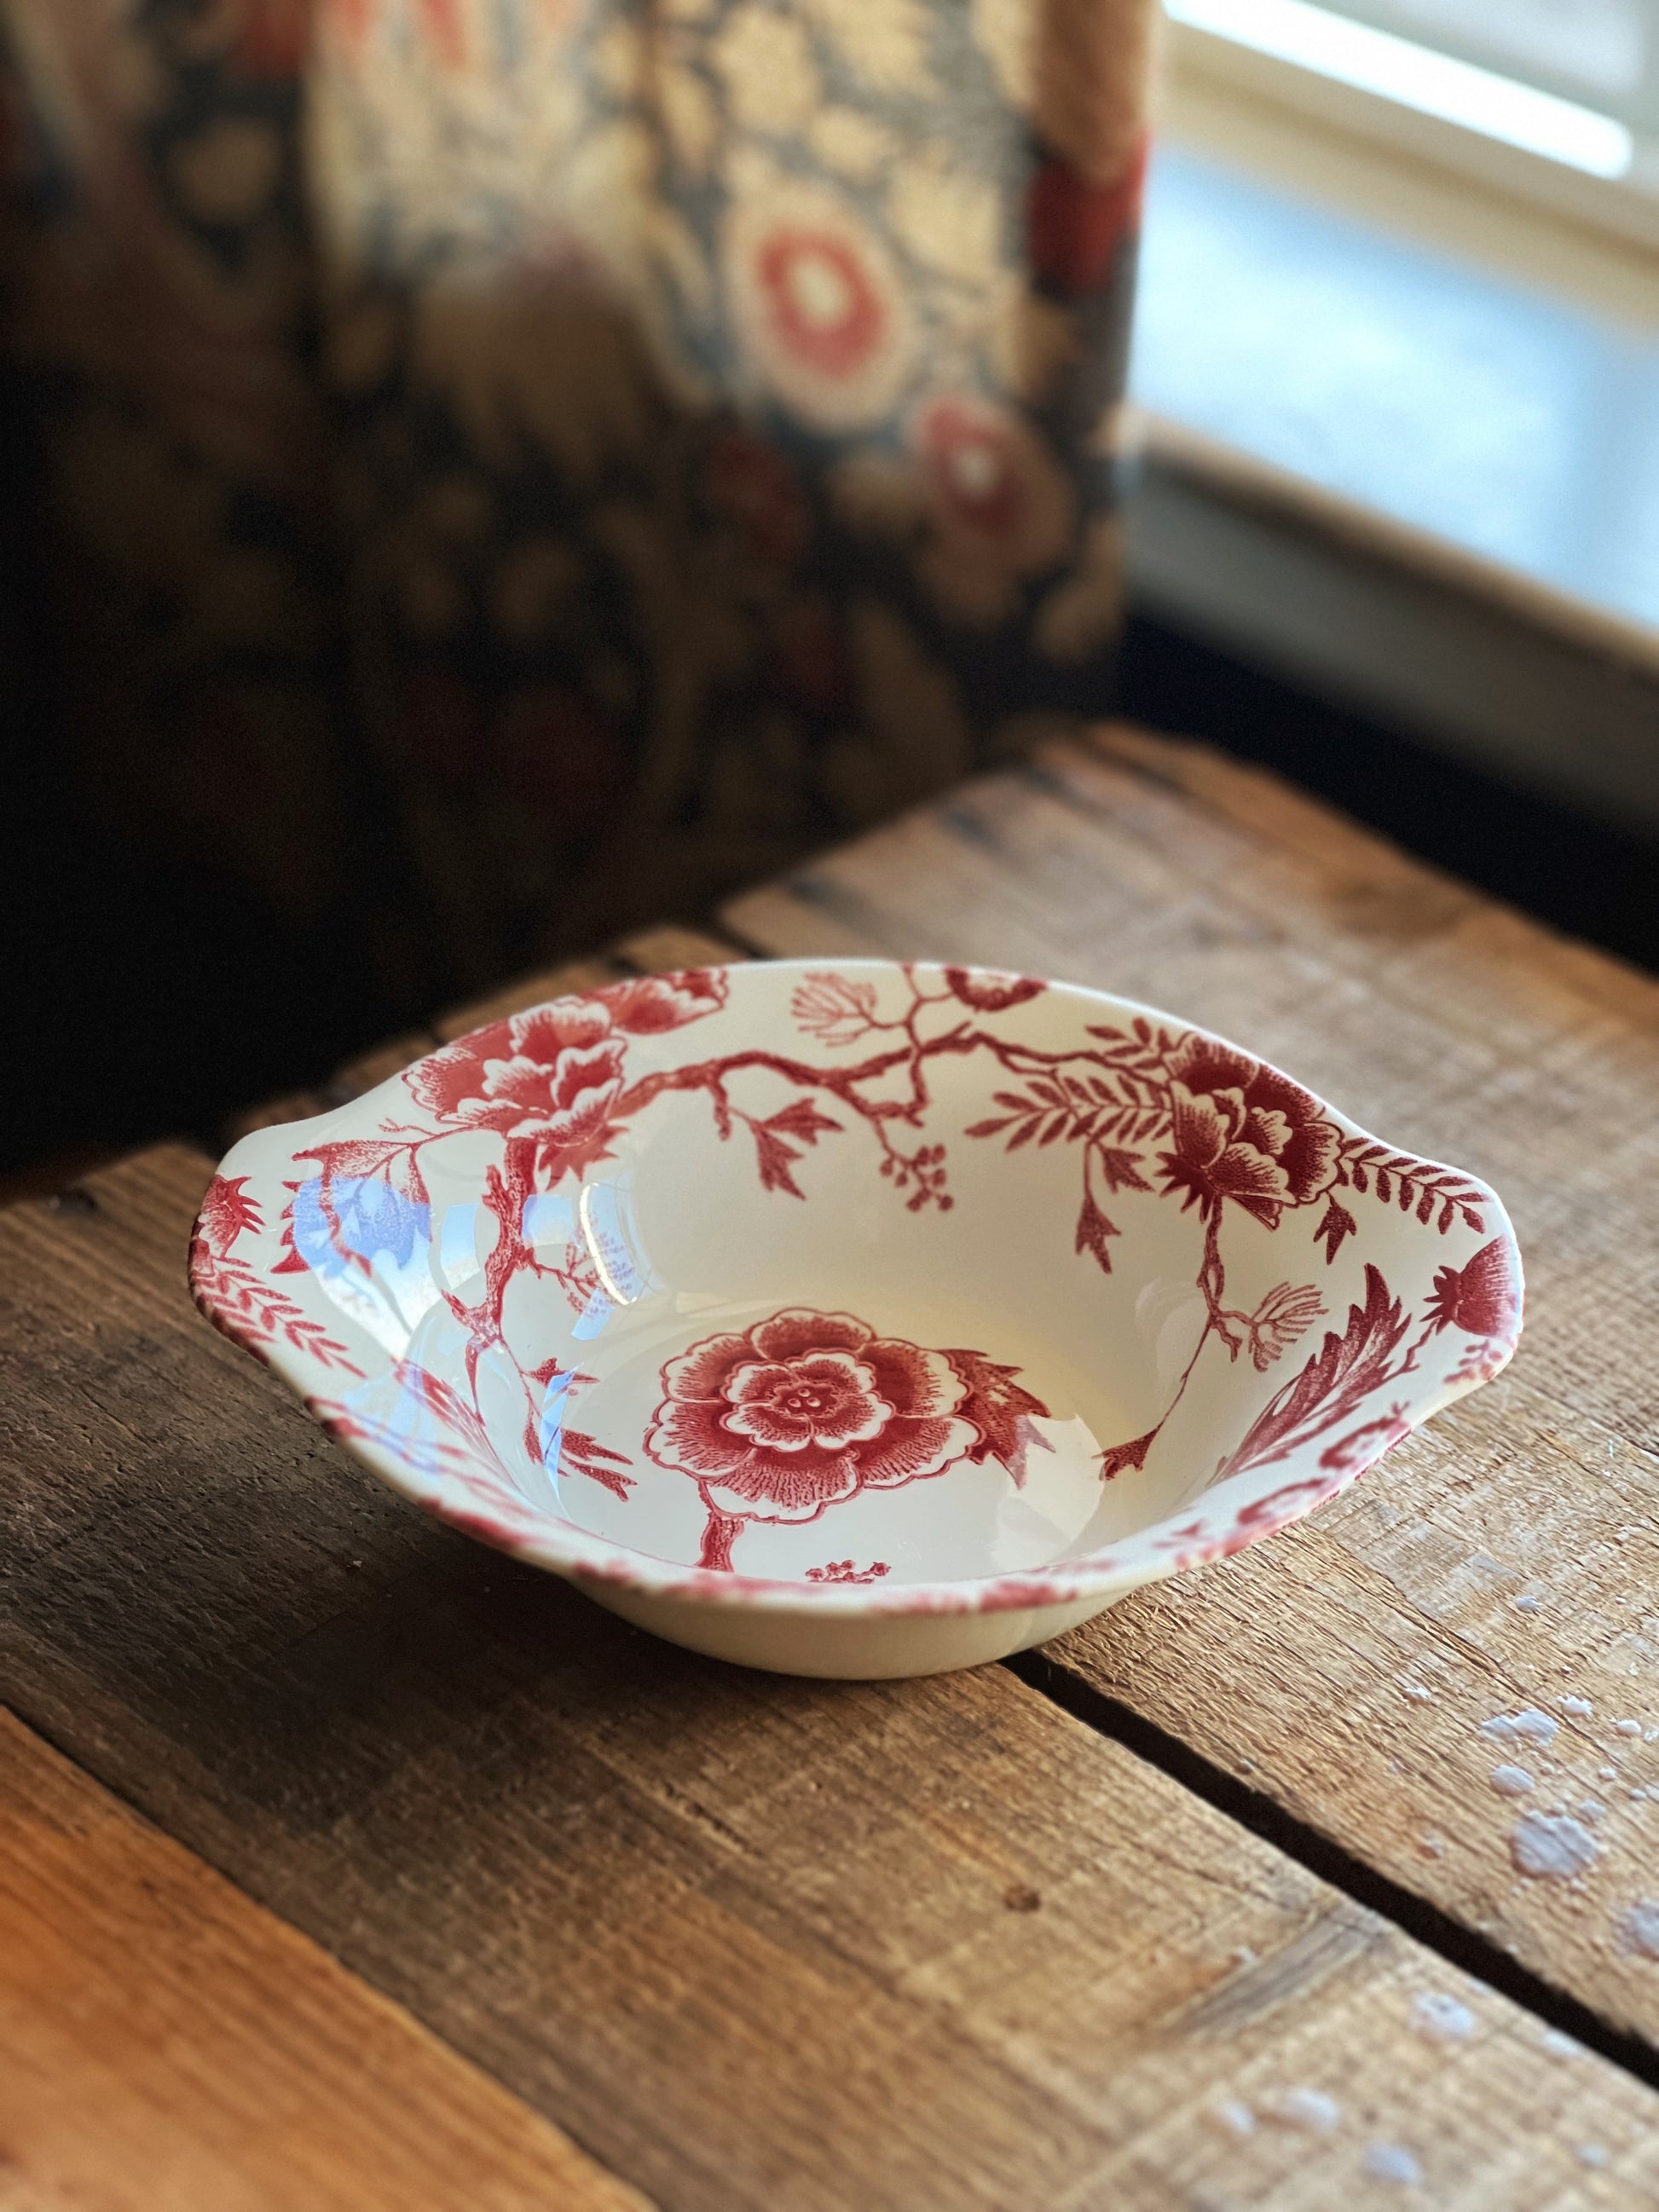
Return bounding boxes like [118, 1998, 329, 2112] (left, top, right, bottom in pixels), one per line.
[725, 182, 915, 431]
[646, 1307, 1050, 1564]
[1026, 137, 1148, 294]
[193, 962, 1518, 1611]
[651, 1309, 968, 1516]
[1159, 1036, 1342, 1227]
[756, 230, 885, 380]
[1425, 1237, 1520, 1343]
[407, 970, 729, 1179]
[412, 1001, 623, 1133]
[910, 396, 1075, 621]
[598, 968, 731, 1033]
[189, 1174, 361, 1374]
[945, 966, 1047, 1014]
[11, 1, 1152, 1044]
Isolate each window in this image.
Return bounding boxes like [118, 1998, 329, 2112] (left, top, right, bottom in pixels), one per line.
[1165, 0, 1659, 242]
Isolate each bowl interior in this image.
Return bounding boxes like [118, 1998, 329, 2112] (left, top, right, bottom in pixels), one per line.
[232, 962, 1517, 1595]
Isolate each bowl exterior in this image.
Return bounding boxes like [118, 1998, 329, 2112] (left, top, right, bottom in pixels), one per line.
[576, 1575, 1120, 1678]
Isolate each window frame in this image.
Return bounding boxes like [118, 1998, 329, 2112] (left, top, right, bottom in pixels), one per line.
[1163, 8, 1659, 253]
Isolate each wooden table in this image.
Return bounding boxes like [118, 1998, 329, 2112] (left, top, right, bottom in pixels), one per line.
[5, 725, 1657, 2209]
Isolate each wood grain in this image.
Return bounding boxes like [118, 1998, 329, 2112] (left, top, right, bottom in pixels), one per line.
[0, 1709, 645, 2212]
[1, 1069, 1656, 2202]
[724, 721, 1659, 2048]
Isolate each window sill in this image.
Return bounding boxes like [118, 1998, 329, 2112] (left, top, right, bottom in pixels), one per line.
[1124, 46, 1659, 831]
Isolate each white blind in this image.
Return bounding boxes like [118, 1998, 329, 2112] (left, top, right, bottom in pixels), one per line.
[1168, 0, 1656, 179]
[1341, 1, 1656, 122]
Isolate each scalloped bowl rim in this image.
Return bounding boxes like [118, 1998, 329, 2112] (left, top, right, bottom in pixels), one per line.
[191, 962, 1523, 1621]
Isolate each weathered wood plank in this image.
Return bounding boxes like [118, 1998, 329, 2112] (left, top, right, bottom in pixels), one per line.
[0, 1709, 645, 2212]
[612, 924, 742, 976]
[723, 721, 1659, 2047]
[3, 1141, 1659, 2209]
[217, 929, 725, 1151]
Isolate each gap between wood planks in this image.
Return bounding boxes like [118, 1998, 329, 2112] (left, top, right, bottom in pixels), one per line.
[172, 916, 1659, 2111]
[700, 914, 1659, 2095]
[1000, 1648, 1659, 2092]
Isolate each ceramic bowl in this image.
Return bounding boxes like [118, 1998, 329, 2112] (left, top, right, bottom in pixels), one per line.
[192, 959, 1521, 1678]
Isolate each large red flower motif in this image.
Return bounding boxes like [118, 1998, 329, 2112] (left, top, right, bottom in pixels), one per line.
[1158, 1035, 1339, 1226]
[403, 974, 725, 1179]
[1425, 1237, 1520, 1342]
[725, 182, 913, 430]
[910, 396, 1074, 622]
[645, 1308, 986, 1525]
[407, 999, 627, 1175]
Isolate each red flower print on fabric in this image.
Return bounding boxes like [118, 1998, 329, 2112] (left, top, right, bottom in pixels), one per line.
[1026, 136, 1148, 295]
[914, 398, 1072, 569]
[725, 183, 913, 430]
[756, 228, 884, 380]
[893, 395, 1077, 623]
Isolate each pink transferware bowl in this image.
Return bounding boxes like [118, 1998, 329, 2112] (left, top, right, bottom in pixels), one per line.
[191, 960, 1522, 1678]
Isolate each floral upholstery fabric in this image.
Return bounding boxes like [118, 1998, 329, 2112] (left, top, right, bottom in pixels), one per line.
[3, 0, 1153, 1002]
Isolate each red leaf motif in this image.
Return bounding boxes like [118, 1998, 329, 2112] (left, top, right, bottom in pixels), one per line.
[1095, 1146, 1152, 1193]
[298, 1135, 413, 1181]
[1315, 1194, 1357, 1265]
[561, 1429, 635, 1500]
[1213, 1264, 1411, 1484]
[189, 1247, 361, 1376]
[1098, 1427, 1156, 1481]
[1074, 1192, 1119, 1273]
[197, 1175, 263, 1257]
[764, 1098, 844, 1145]
[752, 1124, 806, 1198]
[944, 1347, 1051, 1471]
